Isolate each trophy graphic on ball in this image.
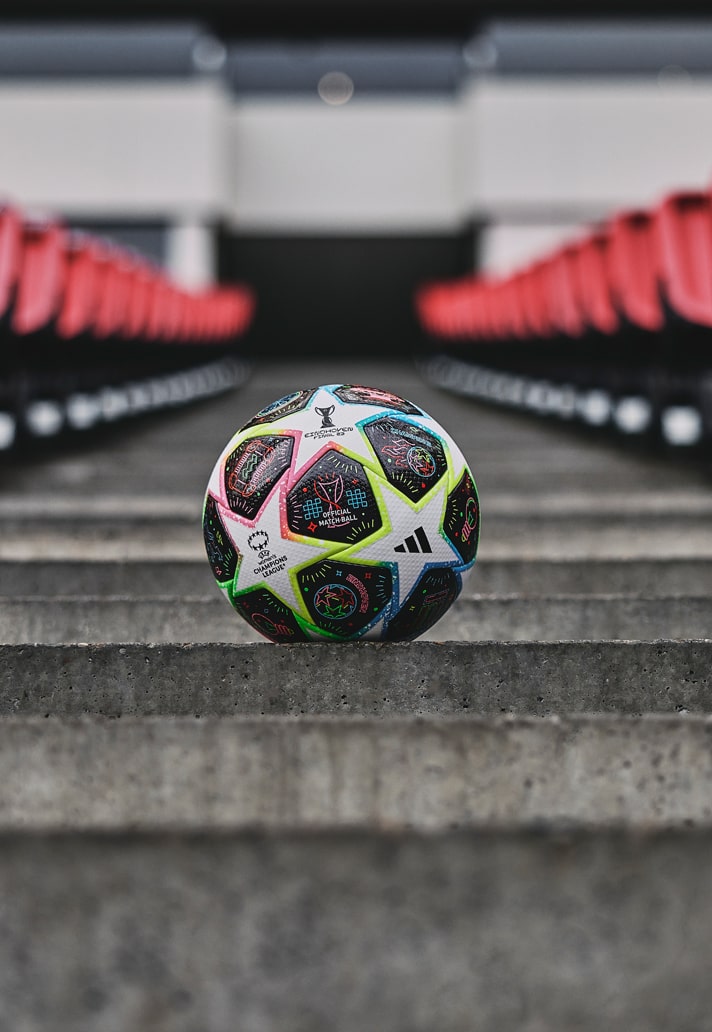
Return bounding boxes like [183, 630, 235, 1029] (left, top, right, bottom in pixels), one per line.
[315, 405, 335, 428]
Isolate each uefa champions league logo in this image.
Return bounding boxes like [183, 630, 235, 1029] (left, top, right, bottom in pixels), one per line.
[247, 530, 270, 555]
[247, 530, 288, 579]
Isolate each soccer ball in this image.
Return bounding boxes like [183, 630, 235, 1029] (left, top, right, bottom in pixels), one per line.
[203, 383, 479, 642]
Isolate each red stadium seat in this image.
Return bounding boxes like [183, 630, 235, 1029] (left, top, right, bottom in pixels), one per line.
[0, 206, 22, 321]
[204, 288, 225, 341]
[144, 275, 173, 342]
[94, 250, 135, 339]
[507, 271, 531, 341]
[449, 279, 478, 339]
[173, 287, 192, 343]
[445, 282, 466, 339]
[12, 219, 67, 335]
[572, 231, 619, 336]
[197, 291, 213, 342]
[519, 260, 554, 339]
[467, 279, 492, 340]
[180, 292, 202, 343]
[607, 210, 664, 332]
[55, 234, 104, 339]
[655, 191, 712, 327]
[417, 280, 474, 340]
[163, 284, 185, 342]
[546, 245, 585, 338]
[122, 261, 154, 341]
[490, 278, 520, 340]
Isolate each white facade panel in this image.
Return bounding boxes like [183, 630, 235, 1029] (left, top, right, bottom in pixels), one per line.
[480, 222, 590, 277]
[0, 81, 228, 218]
[0, 75, 710, 240]
[468, 78, 712, 214]
[226, 99, 460, 231]
[166, 219, 215, 287]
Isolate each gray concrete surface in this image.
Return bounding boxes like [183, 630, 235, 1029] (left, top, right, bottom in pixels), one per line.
[4, 509, 712, 561]
[1, 714, 712, 829]
[5, 520, 709, 561]
[4, 594, 709, 639]
[1, 827, 712, 1031]
[428, 594, 712, 642]
[1, 358, 712, 1031]
[1, 640, 710, 716]
[1, 556, 709, 597]
[1, 593, 710, 644]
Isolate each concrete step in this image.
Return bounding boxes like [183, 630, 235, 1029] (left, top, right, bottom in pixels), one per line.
[435, 594, 712, 642]
[4, 490, 712, 519]
[1, 557, 709, 597]
[1, 641, 709, 716]
[7, 459, 701, 499]
[4, 512, 712, 560]
[2, 357, 711, 1032]
[0, 714, 711, 830]
[1, 593, 709, 644]
[0, 826, 711, 1032]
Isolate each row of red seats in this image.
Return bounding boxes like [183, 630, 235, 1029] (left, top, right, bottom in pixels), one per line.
[416, 189, 712, 342]
[0, 205, 255, 345]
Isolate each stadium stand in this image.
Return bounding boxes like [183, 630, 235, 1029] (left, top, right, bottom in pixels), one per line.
[0, 200, 255, 451]
[417, 182, 712, 452]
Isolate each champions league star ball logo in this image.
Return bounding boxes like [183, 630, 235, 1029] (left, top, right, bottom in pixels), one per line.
[203, 382, 479, 643]
[248, 530, 270, 555]
[313, 582, 358, 620]
[246, 529, 289, 579]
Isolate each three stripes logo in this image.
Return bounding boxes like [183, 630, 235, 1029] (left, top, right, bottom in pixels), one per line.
[394, 526, 432, 554]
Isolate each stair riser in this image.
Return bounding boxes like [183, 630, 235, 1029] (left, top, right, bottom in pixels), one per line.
[3, 517, 710, 560]
[0, 829, 710, 1032]
[1, 641, 710, 716]
[0, 715, 710, 829]
[0, 595, 710, 644]
[1, 558, 709, 597]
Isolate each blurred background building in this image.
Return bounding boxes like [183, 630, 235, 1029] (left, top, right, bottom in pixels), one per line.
[1, 8, 711, 354]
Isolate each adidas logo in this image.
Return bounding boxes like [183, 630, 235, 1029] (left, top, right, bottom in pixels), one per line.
[394, 526, 432, 553]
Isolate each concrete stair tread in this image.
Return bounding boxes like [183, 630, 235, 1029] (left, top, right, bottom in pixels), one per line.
[0, 593, 710, 643]
[1, 557, 709, 596]
[1, 640, 710, 716]
[3, 489, 712, 517]
[0, 825, 709, 1032]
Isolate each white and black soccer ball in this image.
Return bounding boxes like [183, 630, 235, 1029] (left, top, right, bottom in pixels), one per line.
[203, 383, 479, 642]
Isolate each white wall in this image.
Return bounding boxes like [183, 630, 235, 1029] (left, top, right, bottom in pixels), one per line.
[467, 77, 712, 215]
[460, 75, 712, 274]
[479, 222, 589, 277]
[166, 219, 215, 287]
[1, 72, 712, 278]
[0, 80, 228, 219]
[226, 98, 460, 232]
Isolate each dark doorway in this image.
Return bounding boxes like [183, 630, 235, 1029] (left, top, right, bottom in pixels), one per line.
[218, 229, 477, 357]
